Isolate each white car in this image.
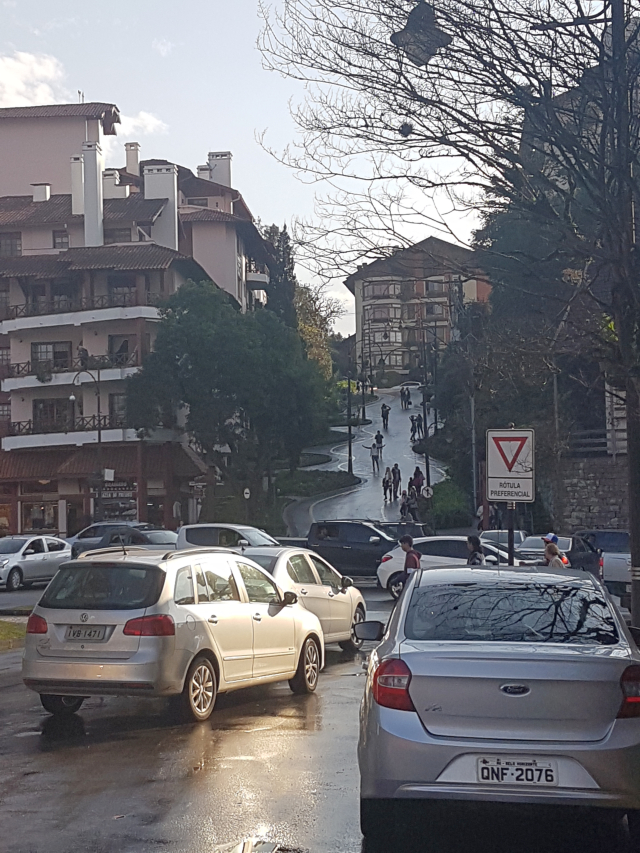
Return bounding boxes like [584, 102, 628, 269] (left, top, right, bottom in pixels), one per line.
[243, 547, 366, 652]
[176, 524, 280, 550]
[23, 548, 324, 722]
[377, 536, 508, 598]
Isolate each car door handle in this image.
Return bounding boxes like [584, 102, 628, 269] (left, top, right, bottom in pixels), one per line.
[328, 591, 335, 598]
[253, 613, 262, 622]
[299, 588, 308, 595]
[342, 546, 352, 549]
[208, 615, 218, 625]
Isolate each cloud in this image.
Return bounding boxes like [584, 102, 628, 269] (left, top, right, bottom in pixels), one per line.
[119, 111, 169, 137]
[152, 38, 174, 58]
[0, 51, 68, 107]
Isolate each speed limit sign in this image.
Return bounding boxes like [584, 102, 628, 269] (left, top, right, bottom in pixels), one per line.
[422, 485, 434, 499]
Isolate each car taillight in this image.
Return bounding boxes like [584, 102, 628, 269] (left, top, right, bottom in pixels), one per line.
[123, 615, 175, 637]
[561, 555, 569, 565]
[372, 659, 415, 711]
[617, 666, 640, 718]
[380, 555, 393, 563]
[599, 555, 604, 579]
[26, 614, 47, 634]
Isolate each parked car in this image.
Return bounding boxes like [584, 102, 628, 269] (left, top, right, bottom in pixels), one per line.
[377, 536, 509, 598]
[279, 521, 397, 574]
[242, 546, 366, 651]
[0, 535, 71, 591]
[515, 534, 600, 576]
[69, 522, 159, 559]
[355, 566, 640, 847]
[76, 527, 179, 556]
[176, 524, 280, 550]
[23, 549, 324, 722]
[576, 529, 631, 599]
[480, 529, 528, 548]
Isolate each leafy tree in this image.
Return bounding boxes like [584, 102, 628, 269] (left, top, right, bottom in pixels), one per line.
[262, 224, 298, 328]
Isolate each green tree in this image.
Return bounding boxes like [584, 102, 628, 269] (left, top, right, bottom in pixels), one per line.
[262, 224, 298, 329]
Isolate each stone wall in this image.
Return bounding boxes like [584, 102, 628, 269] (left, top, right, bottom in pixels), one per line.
[550, 455, 628, 531]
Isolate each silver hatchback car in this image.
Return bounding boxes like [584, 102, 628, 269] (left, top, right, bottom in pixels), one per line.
[0, 535, 71, 591]
[356, 567, 640, 848]
[22, 548, 324, 721]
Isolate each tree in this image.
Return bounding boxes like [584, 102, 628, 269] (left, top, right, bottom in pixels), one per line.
[262, 224, 298, 328]
[259, 0, 640, 617]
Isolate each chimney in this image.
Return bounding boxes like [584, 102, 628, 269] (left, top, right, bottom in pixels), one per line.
[82, 141, 104, 247]
[207, 151, 232, 187]
[143, 164, 178, 250]
[125, 142, 140, 176]
[31, 183, 51, 202]
[197, 164, 211, 182]
[103, 168, 130, 199]
[70, 155, 84, 215]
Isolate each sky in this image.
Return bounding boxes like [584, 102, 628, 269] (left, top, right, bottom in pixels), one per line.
[0, 0, 474, 336]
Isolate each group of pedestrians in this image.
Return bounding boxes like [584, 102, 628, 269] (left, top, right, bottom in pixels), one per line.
[400, 387, 412, 409]
[409, 413, 424, 442]
[381, 463, 402, 500]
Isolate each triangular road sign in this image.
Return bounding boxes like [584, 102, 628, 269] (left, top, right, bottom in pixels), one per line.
[493, 436, 528, 473]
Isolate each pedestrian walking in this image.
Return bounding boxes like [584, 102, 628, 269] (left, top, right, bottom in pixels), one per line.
[466, 535, 485, 566]
[400, 387, 406, 410]
[381, 403, 390, 429]
[363, 442, 382, 473]
[412, 467, 425, 492]
[406, 388, 412, 408]
[410, 415, 417, 442]
[416, 412, 424, 438]
[400, 490, 410, 520]
[375, 430, 384, 456]
[382, 467, 393, 501]
[407, 487, 419, 522]
[398, 534, 422, 594]
[391, 463, 401, 499]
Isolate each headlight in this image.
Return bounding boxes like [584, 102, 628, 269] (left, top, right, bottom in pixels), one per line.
[0, 559, 9, 568]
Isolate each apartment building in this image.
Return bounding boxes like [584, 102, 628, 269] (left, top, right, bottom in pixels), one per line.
[345, 236, 490, 379]
[0, 102, 274, 535]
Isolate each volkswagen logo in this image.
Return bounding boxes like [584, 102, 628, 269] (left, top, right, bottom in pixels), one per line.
[80, 613, 89, 623]
[500, 683, 530, 697]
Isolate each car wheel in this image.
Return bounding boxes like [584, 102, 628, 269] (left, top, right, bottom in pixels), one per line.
[289, 637, 320, 694]
[387, 572, 404, 600]
[40, 695, 85, 716]
[339, 605, 366, 652]
[6, 567, 22, 592]
[360, 798, 394, 847]
[182, 655, 217, 722]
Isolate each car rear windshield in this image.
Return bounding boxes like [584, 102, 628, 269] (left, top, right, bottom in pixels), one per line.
[0, 538, 26, 553]
[38, 565, 165, 610]
[242, 529, 279, 546]
[405, 581, 619, 645]
[145, 531, 178, 544]
[246, 554, 277, 573]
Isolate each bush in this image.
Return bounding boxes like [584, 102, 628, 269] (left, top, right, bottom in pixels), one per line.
[431, 479, 473, 529]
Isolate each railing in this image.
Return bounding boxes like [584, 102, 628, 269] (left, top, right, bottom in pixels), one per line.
[10, 414, 128, 436]
[7, 352, 139, 379]
[568, 427, 628, 455]
[3, 292, 164, 320]
[246, 259, 269, 275]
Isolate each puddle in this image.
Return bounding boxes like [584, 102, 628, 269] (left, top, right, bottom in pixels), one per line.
[213, 840, 279, 853]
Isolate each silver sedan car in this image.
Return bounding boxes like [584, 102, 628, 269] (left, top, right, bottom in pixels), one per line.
[22, 548, 324, 722]
[0, 535, 71, 591]
[242, 547, 366, 651]
[356, 567, 640, 848]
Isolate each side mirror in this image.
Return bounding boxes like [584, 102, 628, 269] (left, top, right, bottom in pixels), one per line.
[369, 536, 381, 545]
[341, 576, 354, 589]
[24, 548, 35, 556]
[282, 590, 298, 606]
[485, 555, 498, 565]
[354, 621, 385, 642]
[238, 539, 249, 549]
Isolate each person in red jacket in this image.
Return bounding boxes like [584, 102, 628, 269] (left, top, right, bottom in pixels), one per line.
[399, 534, 421, 593]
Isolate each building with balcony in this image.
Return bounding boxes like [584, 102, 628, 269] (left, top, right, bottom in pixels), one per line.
[0, 102, 276, 535]
[345, 236, 491, 379]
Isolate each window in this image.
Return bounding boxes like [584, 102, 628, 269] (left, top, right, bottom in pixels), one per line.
[78, 526, 98, 539]
[22, 503, 58, 532]
[236, 562, 280, 604]
[28, 538, 45, 553]
[309, 555, 341, 590]
[202, 560, 240, 601]
[217, 528, 243, 548]
[186, 198, 208, 207]
[108, 275, 136, 305]
[248, 554, 276, 574]
[286, 554, 317, 584]
[39, 565, 165, 611]
[33, 398, 72, 432]
[0, 404, 9, 421]
[364, 305, 401, 322]
[109, 394, 127, 427]
[313, 523, 340, 541]
[53, 230, 69, 250]
[174, 568, 195, 605]
[416, 540, 469, 559]
[363, 281, 400, 299]
[103, 228, 132, 244]
[404, 580, 619, 645]
[0, 232, 21, 257]
[388, 353, 403, 367]
[46, 538, 66, 552]
[346, 524, 381, 544]
[0, 347, 9, 366]
[428, 280, 447, 293]
[184, 527, 219, 547]
[31, 342, 72, 370]
[194, 565, 211, 602]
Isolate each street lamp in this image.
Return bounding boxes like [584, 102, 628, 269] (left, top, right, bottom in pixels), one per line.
[69, 369, 103, 522]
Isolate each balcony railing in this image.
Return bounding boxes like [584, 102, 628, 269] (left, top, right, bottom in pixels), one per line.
[7, 352, 139, 379]
[10, 414, 128, 436]
[3, 292, 163, 320]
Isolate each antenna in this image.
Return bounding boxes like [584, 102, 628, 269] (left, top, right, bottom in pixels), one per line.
[116, 533, 127, 557]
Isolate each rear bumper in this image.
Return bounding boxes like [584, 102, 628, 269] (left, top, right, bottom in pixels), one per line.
[358, 700, 640, 810]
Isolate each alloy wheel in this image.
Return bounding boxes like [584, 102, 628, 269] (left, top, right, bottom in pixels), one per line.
[351, 608, 365, 648]
[190, 663, 214, 715]
[304, 640, 319, 689]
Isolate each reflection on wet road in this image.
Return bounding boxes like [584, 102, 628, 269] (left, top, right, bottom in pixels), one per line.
[0, 589, 633, 853]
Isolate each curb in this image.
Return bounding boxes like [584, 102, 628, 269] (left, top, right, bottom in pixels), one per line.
[0, 607, 32, 617]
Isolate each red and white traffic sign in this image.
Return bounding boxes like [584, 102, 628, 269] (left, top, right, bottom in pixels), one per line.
[486, 429, 535, 502]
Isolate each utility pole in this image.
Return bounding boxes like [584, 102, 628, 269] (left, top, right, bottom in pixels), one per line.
[346, 371, 354, 475]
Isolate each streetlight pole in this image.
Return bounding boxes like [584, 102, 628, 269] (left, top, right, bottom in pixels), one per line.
[346, 370, 354, 475]
[70, 369, 103, 522]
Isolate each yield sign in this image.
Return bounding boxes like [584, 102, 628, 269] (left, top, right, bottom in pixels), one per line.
[492, 436, 528, 473]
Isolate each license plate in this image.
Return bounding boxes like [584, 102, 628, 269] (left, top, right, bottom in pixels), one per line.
[65, 625, 106, 642]
[477, 757, 558, 786]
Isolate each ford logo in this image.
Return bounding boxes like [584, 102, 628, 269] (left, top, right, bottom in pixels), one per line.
[80, 613, 89, 623]
[500, 683, 530, 696]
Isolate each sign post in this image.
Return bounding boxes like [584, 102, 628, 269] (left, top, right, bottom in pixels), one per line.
[486, 429, 535, 565]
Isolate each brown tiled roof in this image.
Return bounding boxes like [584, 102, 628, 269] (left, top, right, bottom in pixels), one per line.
[0, 256, 65, 279]
[179, 209, 239, 223]
[0, 194, 166, 227]
[0, 449, 71, 481]
[0, 103, 120, 133]
[64, 244, 193, 271]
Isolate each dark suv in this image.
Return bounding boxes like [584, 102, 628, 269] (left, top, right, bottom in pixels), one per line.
[307, 521, 396, 574]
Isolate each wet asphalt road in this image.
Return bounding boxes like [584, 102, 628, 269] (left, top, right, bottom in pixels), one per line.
[0, 588, 634, 853]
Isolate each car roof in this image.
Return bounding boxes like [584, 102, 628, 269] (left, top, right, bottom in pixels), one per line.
[180, 523, 260, 531]
[242, 546, 316, 558]
[74, 545, 237, 567]
[414, 566, 597, 588]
